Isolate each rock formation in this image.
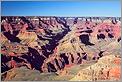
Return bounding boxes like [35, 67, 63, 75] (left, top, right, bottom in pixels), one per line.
[1, 16, 121, 81]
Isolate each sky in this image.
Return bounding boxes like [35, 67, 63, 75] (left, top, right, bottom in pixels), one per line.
[1, 0, 121, 17]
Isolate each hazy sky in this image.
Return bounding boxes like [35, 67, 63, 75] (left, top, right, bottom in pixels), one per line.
[1, 0, 121, 17]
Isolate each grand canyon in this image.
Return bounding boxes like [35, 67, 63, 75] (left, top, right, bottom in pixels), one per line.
[1, 16, 121, 81]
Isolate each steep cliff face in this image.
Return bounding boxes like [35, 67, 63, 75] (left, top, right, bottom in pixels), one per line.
[70, 55, 121, 81]
[1, 33, 9, 45]
[16, 31, 38, 47]
[1, 16, 71, 73]
[1, 17, 121, 81]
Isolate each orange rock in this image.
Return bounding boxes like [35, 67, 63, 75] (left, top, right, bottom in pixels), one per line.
[113, 58, 121, 65]
[65, 64, 74, 68]
[8, 52, 16, 57]
[113, 25, 121, 39]
[8, 59, 17, 68]
[109, 66, 121, 80]
[1, 50, 6, 54]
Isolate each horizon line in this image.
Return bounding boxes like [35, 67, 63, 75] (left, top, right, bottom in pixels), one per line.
[1, 16, 121, 18]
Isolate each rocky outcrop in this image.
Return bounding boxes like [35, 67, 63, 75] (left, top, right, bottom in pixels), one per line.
[1, 16, 71, 73]
[1, 16, 121, 81]
[70, 55, 121, 81]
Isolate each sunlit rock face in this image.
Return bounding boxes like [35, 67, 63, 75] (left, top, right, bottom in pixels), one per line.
[1, 16, 121, 81]
[70, 55, 121, 81]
